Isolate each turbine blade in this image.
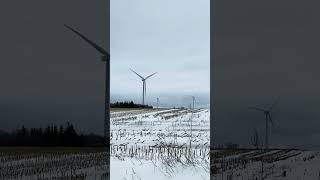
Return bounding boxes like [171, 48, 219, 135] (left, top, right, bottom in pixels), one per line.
[145, 72, 157, 80]
[64, 24, 108, 56]
[130, 69, 144, 80]
[269, 96, 280, 112]
[249, 107, 266, 112]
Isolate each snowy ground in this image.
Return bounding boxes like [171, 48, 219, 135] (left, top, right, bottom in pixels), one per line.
[0, 108, 210, 180]
[110, 108, 210, 180]
[211, 149, 320, 180]
[0, 148, 108, 179]
[4, 109, 320, 180]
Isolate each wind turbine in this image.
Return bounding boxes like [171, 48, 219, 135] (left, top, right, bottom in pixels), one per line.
[130, 69, 157, 105]
[249, 98, 280, 150]
[192, 96, 195, 109]
[64, 24, 110, 142]
[157, 97, 159, 109]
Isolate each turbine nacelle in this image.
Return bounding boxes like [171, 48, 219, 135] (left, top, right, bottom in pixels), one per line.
[101, 55, 109, 62]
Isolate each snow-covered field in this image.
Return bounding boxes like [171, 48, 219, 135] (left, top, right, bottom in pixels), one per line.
[0, 108, 210, 180]
[110, 108, 210, 180]
[211, 149, 320, 180]
[3, 109, 320, 180]
[0, 148, 108, 179]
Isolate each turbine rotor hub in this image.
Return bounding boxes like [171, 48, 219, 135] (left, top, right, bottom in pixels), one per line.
[101, 55, 109, 62]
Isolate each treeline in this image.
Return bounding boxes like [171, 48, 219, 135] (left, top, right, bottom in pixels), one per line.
[110, 101, 153, 109]
[0, 123, 105, 147]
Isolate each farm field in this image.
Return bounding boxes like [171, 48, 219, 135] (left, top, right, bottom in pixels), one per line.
[0, 108, 210, 180]
[211, 149, 320, 180]
[110, 108, 165, 112]
[2, 109, 320, 180]
[0, 147, 108, 180]
[2, 148, 320, 180]
[110, 108, 210, 180]
[109, 108, 320, 180]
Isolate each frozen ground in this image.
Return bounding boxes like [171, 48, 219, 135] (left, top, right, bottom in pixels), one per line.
[211, 149, 320, 180]
[110, 108, 210, 180]
[4, 108, 320, 180]
[0, 108, 210, 180]
[0, 147, 108, 180]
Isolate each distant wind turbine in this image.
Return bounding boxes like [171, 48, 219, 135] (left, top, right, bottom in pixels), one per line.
[157, 98, 159, 109]
[192, 96, 195, 109]
[249, 97, 280, 150]
[130, 69, 157, 105]
[64, 24, 110, 141]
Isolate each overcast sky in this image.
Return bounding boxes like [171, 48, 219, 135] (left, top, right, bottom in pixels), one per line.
[214, 0, 320, 149]
[0, 0, 209, 134]
[0, 0, 106, 134]
[110, 0, 210, 106]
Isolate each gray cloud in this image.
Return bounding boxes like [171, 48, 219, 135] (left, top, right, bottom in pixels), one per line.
[0, 0, 106, 134]
[110, 0, 210, 96]
[0, 0, 209, 134]
[214, 0, 320, 149]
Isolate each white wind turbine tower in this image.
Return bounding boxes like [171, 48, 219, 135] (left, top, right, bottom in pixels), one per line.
[157, 97, 159, 109]
[192, 96, 195, 109]
[130, 69, 157, 105]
